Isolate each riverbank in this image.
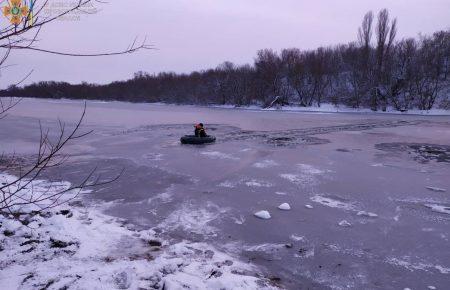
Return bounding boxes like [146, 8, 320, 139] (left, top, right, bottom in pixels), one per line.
[0, 173, 277, 290]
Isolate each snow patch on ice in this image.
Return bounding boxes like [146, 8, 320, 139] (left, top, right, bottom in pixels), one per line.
[147, 186, 174, 204]
[252, 160, 279, 169]
[386, 257, 450, 274]
[245, 243, 285, 252]
[218, 180, 236, 188]
[297, 163, 326, 175]
[157, 202, 228, 236]
[290, 234, 305, 242]
[244, 179, 273, 188]
[219, 179, 273, 188]
[311, 195, 355, 211]
[231, 215, 246, 225]
[201, 151, 239, 160]
[280, 163, 329, 188]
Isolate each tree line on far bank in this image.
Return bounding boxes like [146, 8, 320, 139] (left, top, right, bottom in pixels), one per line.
[2, 9, 449, 111]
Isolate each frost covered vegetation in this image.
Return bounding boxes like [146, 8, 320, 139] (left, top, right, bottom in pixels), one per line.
[2, 9, 449, 112]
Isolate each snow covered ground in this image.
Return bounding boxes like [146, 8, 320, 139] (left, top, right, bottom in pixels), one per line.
[0, 173, 277, 290]
[211, 103, 450, 116]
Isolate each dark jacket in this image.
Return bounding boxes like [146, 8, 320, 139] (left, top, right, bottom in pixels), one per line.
[194, 125, 207, 137]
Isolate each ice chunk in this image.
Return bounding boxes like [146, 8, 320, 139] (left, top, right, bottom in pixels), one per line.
[424, 204, 450, 215]
[357, 211, 378, 217]
[338, 220, 352, 227]
[427, 286, 436, 290]
[275, 192, 287, 195]
[426, 186, 446, 192]
[305, 204, 313, 209]
[278, 203, 291, 210]
[254, 210, 271, 219]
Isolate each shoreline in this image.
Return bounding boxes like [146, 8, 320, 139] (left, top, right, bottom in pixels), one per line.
[2, 96, 450, 117]
[0, 172, 278, 290]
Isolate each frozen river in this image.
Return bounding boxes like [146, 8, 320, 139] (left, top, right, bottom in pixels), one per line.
[1, 98, 450, 289]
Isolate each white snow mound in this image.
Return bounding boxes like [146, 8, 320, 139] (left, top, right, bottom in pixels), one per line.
[278, 203, 291, 210]
[338, 220, 352, 227]
[254, 210, 271, 219]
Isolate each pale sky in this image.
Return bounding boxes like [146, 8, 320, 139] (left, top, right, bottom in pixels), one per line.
[0, 0, 449, 88]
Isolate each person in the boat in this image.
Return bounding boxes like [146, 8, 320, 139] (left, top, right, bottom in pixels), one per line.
[194, 123, 207, 137]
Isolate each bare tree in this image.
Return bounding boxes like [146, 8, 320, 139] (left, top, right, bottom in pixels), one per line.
[0, 0, 150, 217]
[373, 9, 397, 111]
[254, 49, 283, 105]
[0, 103, 122, 216]
[388, 38, 418, 111]
[414, 31, 450, 110]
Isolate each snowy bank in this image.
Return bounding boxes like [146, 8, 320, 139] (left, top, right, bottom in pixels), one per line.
[0, 173, 277, 290]
[211, 103, 450, 116]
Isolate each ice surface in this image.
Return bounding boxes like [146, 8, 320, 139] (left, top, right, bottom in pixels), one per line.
[254, 210, 271, 219]
[278, 203, 291, 210]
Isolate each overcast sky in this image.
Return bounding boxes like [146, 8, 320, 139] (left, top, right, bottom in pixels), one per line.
[1, 0, 449, 88]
